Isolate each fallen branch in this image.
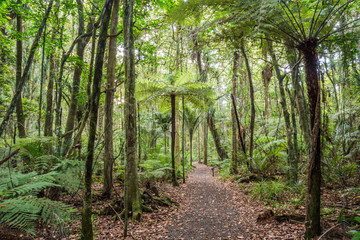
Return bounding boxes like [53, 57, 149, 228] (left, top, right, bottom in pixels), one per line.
[0, 148, 20, 166]
[108, 203, 124, 225]
[318, 223, 342, 240]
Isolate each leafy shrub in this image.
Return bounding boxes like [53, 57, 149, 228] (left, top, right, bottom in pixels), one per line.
[252, 180, 288, 202]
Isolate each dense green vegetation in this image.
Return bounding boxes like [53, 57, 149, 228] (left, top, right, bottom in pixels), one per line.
[0, 0, 359, 239]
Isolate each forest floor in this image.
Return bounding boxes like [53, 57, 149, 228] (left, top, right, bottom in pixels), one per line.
[66, 162, 305, 240]
[6, 162, 354, 239]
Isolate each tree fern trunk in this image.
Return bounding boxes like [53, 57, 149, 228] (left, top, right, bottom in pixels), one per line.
[299, 39, 322, 239]
[171, 93, 179, 186]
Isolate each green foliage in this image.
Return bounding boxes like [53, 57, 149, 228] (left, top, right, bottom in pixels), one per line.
[139, 153, 172, 181]
[51, 159, 84, 194]
[0, 168, 74, 235]
[252, 180, 288, 202]
[137, 71, 215, 109]
[14, 137, 55, 170]
[209, 158, 231, 179]
[0, 137, 81, 236]
[250, 137, 287, 175]
[0, 196, 73, 235]
[347, 217, 360, 240]
[184, 105, 202, 138]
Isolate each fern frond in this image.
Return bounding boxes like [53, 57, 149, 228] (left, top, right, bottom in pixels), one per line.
[0, 196, 73, 235]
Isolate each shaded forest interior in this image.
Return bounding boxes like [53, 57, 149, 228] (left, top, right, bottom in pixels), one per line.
[0, 0, 359, 239]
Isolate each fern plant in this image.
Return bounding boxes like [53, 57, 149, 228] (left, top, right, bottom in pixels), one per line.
[0, 163, 76, 235]
[0, 196, 72, 235]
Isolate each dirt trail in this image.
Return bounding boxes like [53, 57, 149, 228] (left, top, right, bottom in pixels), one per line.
[165, 162, 247, 239]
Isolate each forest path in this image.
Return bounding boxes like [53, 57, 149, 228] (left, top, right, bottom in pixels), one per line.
[165, 162, 247, 239]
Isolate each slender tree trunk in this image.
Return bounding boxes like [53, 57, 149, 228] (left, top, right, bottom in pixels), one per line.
[240, 40, 255, 162]
[193, 36, 209, 165]
[262, 62, 272, 121]
[182, 96, 185, 183]
[287, 85, 300, 184]
[203, 122, 208, 165]
[38, 24, 47, 136]
[197, 127, 201, 163]
[175, 99, 181, 168]
[299, 39, 322, 239]
[190, 134, 193, 166]
[103, 0, 119, 198]
[231, 49, 240, 174]
[123, 0, 141, 227]
[0, 0, 54, 137]
[269, 41, 296, 183]
[81, 1, 113, 239]
[44, 23, 58, 137]
[164, 133, 167, 155]
[170, 93, 179, 186]
[286, 45, 311, 149]
[15, 0, 26, 138]
[63, 0, 92, 154]
[66, 32, 96, 158]
[44, 50, 56, 137]
[137, 103, 141, 164]
[208, 113, 228, 161]
[67, 20, 96, 158]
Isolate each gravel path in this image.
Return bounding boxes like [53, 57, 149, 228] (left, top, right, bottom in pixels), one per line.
[165, 162, 247, 239]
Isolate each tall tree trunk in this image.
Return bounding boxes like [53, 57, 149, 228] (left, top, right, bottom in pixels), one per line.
[208, 113, 228, 161]
[67, 20, 97, 158]
[286, 45, 311, 149]
[38, 24, 47, 136]
[298, 39, 322, 239]
[137, 103, 141, 164]
[269, 41, 296, 183]
[123, 0, 141, 226]
[15, 0, 26, 138]
[197, 127, 201, 163]
[164, 133, 167, 155]
[103, 0, 119, 198]
[190, 134, 193, 166]
[231, 49, 240, 174]
[44, 25, 58, 137]
[193, 36, 209, 165]
[240, 40, 255, 162]
[63, 0, 92, 154]
[44, 49, 56, 137]
[0, 0, 54, 137]
[182, 96, 185, 183]
[202, 122, 208, 165]
[170, 93, 179, 187]
[262, 62, 272, 121]
[81, 1, 113, 239]
[175, 99, 181, 168]
[287, 85, 300, 184]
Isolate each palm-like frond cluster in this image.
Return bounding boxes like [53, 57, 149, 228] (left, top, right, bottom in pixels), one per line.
[137, 71, 215, 109]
